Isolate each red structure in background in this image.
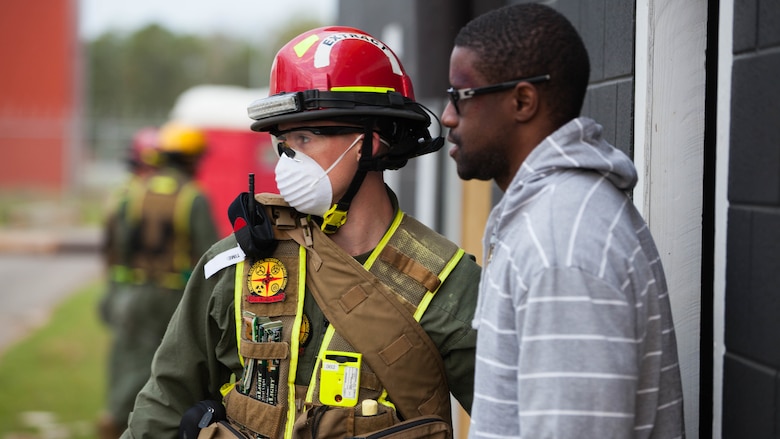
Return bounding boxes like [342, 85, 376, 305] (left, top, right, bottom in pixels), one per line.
[170, 85, 278, 238]
[0, 4, 276, 239]
[0, 1, 79, 191]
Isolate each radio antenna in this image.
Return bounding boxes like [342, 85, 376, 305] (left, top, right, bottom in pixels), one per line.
[248, 173, 255, 225]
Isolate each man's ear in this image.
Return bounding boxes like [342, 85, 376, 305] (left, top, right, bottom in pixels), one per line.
[356, 133, 385, 160]
[512, 82, 539, 122]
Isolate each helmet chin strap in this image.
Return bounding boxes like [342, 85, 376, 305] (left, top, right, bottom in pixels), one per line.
[320, 124, 375, 234]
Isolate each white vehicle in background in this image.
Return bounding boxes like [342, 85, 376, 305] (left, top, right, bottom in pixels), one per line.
[169, 84, 277, 238]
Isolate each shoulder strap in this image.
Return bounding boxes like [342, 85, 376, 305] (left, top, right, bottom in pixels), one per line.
[303, 223, 452, 423]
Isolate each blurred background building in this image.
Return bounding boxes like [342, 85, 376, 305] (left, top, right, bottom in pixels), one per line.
[0, 1, 80, 191]
[0, 1, 777, 438]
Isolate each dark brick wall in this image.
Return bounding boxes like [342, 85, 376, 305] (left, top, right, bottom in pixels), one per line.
[552, 0, 636, 158]
[724, 0, 780, 436]
[505, 0, 636, 157]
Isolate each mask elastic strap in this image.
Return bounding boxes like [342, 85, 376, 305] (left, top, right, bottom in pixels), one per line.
[321, 125, 374, 234]
[312, 134, 363, 186]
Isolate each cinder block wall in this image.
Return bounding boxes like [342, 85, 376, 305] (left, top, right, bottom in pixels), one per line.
[723, 0, 780, 436]
[552, 0, 636, 158]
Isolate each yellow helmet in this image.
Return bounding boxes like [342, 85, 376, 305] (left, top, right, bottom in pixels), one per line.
[158, 121, 207, 156]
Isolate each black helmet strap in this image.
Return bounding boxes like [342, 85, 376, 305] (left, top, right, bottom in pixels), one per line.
[320, 123, 374, 234]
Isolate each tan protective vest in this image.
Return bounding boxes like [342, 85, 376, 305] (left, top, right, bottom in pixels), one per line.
[221, 194, 464, 439]
[111, 170, 201, 290]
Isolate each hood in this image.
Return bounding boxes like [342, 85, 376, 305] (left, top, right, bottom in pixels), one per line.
[510, 117, 638, 195]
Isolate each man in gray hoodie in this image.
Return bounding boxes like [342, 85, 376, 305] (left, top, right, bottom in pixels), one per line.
[442, 4, 685, 438]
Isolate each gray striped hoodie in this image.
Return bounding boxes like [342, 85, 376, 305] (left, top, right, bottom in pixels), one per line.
[468, 117, 685, 439]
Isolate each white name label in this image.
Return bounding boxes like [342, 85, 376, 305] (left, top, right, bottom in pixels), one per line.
[204, 245, 246, 279]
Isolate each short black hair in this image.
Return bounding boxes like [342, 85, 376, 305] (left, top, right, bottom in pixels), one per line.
[455, 3, 590, 127]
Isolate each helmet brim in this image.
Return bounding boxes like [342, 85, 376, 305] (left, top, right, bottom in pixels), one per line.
[250, 106, 428, 132]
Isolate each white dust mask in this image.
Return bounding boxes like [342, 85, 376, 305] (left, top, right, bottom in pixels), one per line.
[274, 134, 363, 216]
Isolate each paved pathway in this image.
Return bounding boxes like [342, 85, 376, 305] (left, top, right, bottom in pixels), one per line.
[0, 228, 103, 354]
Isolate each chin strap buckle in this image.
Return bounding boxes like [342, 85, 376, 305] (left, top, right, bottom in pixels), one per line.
[321, 204, 348, 234]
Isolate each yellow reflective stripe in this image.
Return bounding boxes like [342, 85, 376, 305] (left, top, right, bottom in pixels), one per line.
[330, 86, 396, 93]
[148, 175, 178, 194]
[111, 265, 189, 288]
[110, 265, 132, 282]
[294, 34, 319, 57]
[413, 248, 465, 322]
[363, 210, 404, 270]
[234, 260, 245, 367]
[173, 182, 199, 272]
[110, 266, 147, 284]
[220, 381, 236, 398]
[284, 245, 307, 438]
[126, 177, 147, 224]
[305, 323, 337, 405]
[220, 263, 247, 398]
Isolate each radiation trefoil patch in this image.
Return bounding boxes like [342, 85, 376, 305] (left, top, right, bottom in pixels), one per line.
[246, 258, 288, 303]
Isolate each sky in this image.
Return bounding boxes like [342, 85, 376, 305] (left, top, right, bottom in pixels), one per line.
[78, 0, 338, 40]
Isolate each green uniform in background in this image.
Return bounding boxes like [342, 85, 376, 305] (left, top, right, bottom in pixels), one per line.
[100, 164, 218, 436]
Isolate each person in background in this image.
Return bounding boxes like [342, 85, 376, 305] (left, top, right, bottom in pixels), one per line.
[121, 26, 480, 439]
[100, 126, 160, 310]
[442, 4, 684, 438]
[98, 122, 219, 439]
[97, 126, 159, 439]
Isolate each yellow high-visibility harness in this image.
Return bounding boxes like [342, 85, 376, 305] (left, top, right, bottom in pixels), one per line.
[110, 172, 202, 289]
[219, 196, 464, 439]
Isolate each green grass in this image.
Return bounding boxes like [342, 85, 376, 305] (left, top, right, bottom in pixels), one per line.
[0, 281, 110, 439]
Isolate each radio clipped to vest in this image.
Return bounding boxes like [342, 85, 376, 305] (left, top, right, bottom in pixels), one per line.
[228, 174, 279, 259]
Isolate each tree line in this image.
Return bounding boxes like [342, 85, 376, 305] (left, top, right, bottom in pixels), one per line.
[83, 20, 321, 161]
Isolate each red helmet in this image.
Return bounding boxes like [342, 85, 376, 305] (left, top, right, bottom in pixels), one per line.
[247, 27, 443, 233]
[247, 26, 430, 132]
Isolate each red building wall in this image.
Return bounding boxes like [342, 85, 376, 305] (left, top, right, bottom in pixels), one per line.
[0, 1, 78, 190]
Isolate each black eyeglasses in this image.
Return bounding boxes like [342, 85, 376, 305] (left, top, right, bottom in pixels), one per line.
[446, 74, 551, 115]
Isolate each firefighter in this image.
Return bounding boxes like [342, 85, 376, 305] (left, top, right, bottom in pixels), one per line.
[101, 126, 161, 306]
[122, 27, 480, 439]
[98, 122, 219, 439]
